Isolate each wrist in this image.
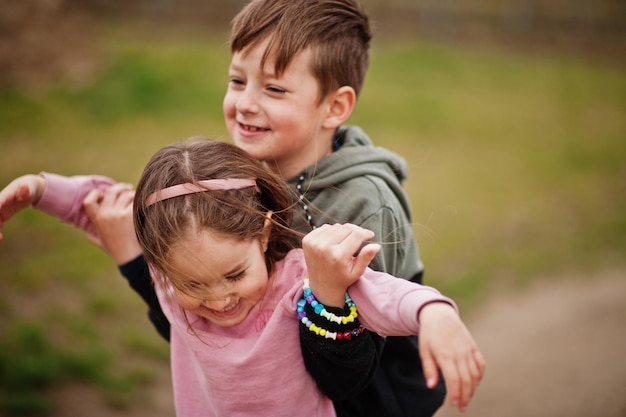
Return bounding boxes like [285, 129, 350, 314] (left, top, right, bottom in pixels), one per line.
[418, 301, 457, 324]
[32, 174, 46, 204]
[308, 277, 347, 308]
[298, 277, 365, 341]
[110, 246, 143, 266]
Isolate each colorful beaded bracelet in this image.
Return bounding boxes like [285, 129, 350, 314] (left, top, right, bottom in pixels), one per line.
[297, 277, 365, 340]
[298, 309, 365, 340]
[300, 277, 359, 324]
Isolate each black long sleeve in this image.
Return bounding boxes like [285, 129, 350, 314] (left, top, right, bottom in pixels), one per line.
[299, 302, 384, 402]
[118, 255, 170, 342]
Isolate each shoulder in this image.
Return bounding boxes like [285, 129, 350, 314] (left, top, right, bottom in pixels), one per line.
[275, 249, 307, 282]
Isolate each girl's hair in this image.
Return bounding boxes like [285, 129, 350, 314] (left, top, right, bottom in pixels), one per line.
[133, 139, 297, 288]
[230, 0, 371, 103]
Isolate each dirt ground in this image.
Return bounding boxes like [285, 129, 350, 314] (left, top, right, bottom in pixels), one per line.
[435, 269, 626, 417]
[45, 268, 626, 417]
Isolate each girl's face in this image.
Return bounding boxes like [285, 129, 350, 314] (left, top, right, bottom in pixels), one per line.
[223, 38, 336, 179]
[167, 228, 270, 328]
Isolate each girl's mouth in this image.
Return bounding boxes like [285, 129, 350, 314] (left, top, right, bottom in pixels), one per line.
[208, 299, 242, 318]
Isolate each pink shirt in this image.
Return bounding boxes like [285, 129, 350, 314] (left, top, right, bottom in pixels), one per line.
[35, 172, 456, 417]
[34, 172, 116, 235]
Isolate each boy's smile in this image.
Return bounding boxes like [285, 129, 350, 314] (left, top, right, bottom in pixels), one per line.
[223, 37, 336, 179]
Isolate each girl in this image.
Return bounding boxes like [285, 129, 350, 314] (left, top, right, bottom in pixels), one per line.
[133, 139, 483, 416]
[0, 139, 484, 416]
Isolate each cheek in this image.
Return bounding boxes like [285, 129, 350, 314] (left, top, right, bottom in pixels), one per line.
[240, 273, 269, 302]
[174, 290, 202, 311]
[223, 93, 237, 119]
[223, 102, 234, 122]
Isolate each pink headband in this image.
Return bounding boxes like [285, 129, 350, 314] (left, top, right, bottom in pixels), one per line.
[145, 179, 260, 207]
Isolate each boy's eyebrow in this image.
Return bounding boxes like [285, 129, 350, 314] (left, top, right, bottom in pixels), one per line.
[229, 57, 280, 79]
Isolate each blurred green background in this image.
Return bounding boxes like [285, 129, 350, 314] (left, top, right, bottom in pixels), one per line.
[0, 0, 624, 415]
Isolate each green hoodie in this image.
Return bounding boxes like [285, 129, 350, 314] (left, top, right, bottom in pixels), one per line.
[287, 125, 423, 282]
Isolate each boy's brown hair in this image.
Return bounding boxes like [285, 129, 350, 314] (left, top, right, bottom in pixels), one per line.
[230, 0, 371, 102]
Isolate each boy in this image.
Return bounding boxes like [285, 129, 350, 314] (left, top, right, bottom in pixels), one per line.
[0, 0, 472, 414]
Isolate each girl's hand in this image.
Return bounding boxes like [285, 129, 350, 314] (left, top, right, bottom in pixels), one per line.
[82, 183, 143, 265]
[302, 223, 381, 307]
[418, 302, 486, 412]
[0, 174, 46, 242]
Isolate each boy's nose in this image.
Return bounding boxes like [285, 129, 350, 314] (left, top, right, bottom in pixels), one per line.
[236, 88, 260, 114]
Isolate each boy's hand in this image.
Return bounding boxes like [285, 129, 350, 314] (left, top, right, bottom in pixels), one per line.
[418, 302, 486, 412]
[302, 223, 381, 307]
[0, 174, 46, 242]
[82, 183, 142, 265]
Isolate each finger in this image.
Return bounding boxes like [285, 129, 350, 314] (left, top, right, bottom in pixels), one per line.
[439, 361, 461, 410]
[456, 359, 474, 412]
[85, 231, 103, 249]
[472, 348, 486, 384]
[305, 224, 357, 258]
[352, 243, 380, 275]
[16, 183, 32, 202]
[119, 189, 135, 207]
[339, 223, 375, 245]
[100, 183, 132, 206]
[83, 189, 103, 220]
[337, 224, 375, 256]
[418, 343, 440, 389]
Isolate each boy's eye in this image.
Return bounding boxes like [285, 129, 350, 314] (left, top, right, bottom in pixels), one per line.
[266, 85, 286, 95]
[229, 77, 245, 86]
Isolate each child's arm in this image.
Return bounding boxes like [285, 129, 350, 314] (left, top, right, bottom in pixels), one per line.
[1, 172, 171, 342]
[350, 274, 484, 412]
[302, 223, 485, 412]
[300, 223, 385, 399]
[0, 174, 46, 241]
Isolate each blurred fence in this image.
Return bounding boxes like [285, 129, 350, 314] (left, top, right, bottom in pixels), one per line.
[365, 0, 626, 39]
[77, 0, 626, 40]
[1, 0, 624, 88]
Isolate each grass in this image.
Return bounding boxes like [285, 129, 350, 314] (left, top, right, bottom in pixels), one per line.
[354, 40, 626, 302]
[0, 27, 624, 414]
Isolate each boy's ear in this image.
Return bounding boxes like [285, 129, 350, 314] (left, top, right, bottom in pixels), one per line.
[323, 86, 356, 129]
[261, 211, 273, 253]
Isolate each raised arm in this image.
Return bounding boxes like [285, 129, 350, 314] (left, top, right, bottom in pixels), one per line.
[1, 172, 171, 341]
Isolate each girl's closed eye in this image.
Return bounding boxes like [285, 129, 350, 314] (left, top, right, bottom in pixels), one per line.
[226, 270, 247, 282]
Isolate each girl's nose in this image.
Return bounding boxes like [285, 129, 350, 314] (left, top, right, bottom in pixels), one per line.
[202, 296, 234, 311]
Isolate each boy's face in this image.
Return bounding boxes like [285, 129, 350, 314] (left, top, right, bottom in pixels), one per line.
[224, 39, 336, 179]
[168, 229, 270, 328]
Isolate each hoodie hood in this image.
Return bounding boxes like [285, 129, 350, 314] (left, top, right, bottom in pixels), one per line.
[287, 125, 411, 217]
[286, 125, 422, 280]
